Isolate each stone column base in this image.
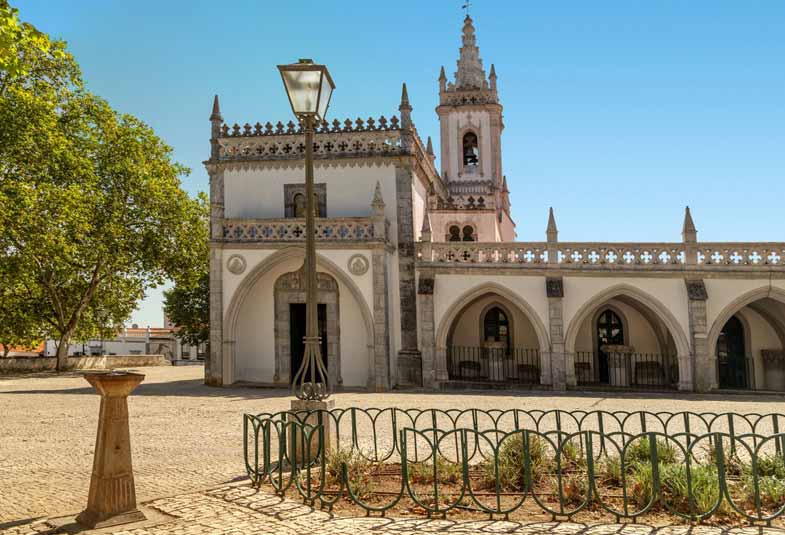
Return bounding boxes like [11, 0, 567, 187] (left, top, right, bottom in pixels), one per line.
[397, 350, 423, 387]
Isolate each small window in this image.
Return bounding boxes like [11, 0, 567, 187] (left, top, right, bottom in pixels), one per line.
[462, 225, 475, 242]
[285, 183, 326, 218]
[463, 132, 479, 167]
[448, 225, 461, 242]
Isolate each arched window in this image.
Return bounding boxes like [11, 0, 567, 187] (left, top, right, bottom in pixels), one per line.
[717, 315, 748, 389]
[596, 309, 624, 383]
[462, 225, 475, 242]
[483, 306, 510, 353]
[448, 225, 461, 241]
[293, 193, 306, 218]
[462, 132, 479, 167]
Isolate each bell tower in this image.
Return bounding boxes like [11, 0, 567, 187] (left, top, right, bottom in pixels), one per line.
[436, 15, 503, 189]
[429, 14, 513, 242]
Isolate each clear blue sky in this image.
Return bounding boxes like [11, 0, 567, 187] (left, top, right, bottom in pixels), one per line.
[20, 0, 785, 327]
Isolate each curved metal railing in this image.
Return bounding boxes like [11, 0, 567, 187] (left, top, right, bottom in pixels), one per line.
[244, 408, 785, 524]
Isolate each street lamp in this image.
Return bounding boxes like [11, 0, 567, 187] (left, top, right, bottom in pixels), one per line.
[278, 59, 335, 401]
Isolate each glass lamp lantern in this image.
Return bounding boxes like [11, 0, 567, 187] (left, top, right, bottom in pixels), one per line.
[278, 59, 335, 122]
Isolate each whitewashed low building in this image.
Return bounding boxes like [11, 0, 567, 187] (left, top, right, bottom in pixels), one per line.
[207, 16, 785, 393]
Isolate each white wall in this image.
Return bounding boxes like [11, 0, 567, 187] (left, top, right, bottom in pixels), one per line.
[224, 164, 399, 241]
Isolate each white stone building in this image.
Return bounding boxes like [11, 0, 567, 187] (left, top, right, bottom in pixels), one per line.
[207, 16, 785, 393]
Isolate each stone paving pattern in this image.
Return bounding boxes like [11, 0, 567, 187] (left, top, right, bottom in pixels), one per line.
[4, 484, 785, 535]
[2, 366, 785, 529]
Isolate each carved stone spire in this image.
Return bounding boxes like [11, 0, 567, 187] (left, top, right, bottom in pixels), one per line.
[399, 82, 412, 130]
[209, 95, 222, 160]
[420, 208, 431, 242]
[426, 136, 434, 156]
[455, 15, 487, 89]
[546, 207, 559, 243]
[489, 63, 497, 91]
[439, 66, 447, 92]
[371, 180, 385, 209]
[210, 94, 222, 122]
[682, 206, 697, 243]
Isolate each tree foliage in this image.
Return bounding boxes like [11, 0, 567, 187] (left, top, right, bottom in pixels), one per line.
[0, 2, 206, 368]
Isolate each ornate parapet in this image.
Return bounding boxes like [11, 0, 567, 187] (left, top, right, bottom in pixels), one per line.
[419, 241, 785, 270]
[222, 217, 387, 243]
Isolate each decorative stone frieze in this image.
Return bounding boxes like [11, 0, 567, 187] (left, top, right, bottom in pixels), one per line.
[223, 217, 381, 243]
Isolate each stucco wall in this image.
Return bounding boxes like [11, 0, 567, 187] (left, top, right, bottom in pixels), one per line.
[0, 355, 169, 373]
[704, 278, 782, 340]
[223, 164, 399, 242]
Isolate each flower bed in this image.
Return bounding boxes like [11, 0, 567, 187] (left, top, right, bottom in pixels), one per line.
[244, 408, 785, 525]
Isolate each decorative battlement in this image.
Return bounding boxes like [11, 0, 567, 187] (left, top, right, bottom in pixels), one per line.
[439, 87, 499, 107]
[220, 116, 401, 138]
[419, 241, 785, 269]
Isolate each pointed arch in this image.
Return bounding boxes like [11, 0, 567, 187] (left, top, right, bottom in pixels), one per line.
[435, 282, 550, 353]
[706, 286, 785, 358]
[223, 247, 374, 386]
[564, 283, 690, 358]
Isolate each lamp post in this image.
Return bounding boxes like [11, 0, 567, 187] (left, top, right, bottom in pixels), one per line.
[278, 59, 335, 401]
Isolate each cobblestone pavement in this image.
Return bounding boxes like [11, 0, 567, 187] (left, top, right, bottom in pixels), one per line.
[2, 365, 785, 525]
[4, 484, 785, 535]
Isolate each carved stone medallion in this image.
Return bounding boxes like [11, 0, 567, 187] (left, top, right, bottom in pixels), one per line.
[227, 254, 247, 275]
[347, 254, 369, 276]
[685, 279, 708, 301]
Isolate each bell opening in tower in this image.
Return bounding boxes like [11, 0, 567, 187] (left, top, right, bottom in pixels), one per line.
[463, 132, 479, 169]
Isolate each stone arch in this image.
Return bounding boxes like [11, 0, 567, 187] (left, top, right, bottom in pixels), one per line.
[223, 247, 374, 386]
[436, 282, 550, 353]
[435, 282, 550, 385]
[706, 286, 785, 359]
[564, 283, 691, 389]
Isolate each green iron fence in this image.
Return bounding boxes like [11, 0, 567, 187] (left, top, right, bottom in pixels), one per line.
[244, 408, 785, 524]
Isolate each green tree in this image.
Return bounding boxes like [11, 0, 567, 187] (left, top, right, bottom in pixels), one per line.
[164, 270, 210, 350]
[0, 2, 205, 369]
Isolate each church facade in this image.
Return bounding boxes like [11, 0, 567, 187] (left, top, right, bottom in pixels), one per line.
[206, 16, 785, 393]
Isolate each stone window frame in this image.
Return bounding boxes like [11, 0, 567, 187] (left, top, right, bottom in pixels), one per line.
[284, 183, 327, 218]
[478, 301, 515, 352]
[273, 268, 342, 387]
[445, 222, 476, 242]
[458, 125, 483, 178]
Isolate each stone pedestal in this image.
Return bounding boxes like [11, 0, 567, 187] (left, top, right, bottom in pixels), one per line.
[77, 371, 146, 529]
[484, 341, 506, 381]
[603, 345, 634, 388]
[762, 350, 785, 391]
[289, 398, 335, 466]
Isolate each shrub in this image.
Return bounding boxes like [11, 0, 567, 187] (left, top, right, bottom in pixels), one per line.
[659, 463, 725, 516]
[624, 436, 679, 465]
[324, 448, 373, 499]
[408, 455, 462, 485]
[553, 472, 588, 507]
[481, 432, 551, 490]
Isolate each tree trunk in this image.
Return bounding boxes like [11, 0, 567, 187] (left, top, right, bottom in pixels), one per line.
[55, 336, 70, 371]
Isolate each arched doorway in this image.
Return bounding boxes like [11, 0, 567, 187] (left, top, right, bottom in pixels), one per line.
[716, 316, 748, 389]
[596, 309, 625, 383]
